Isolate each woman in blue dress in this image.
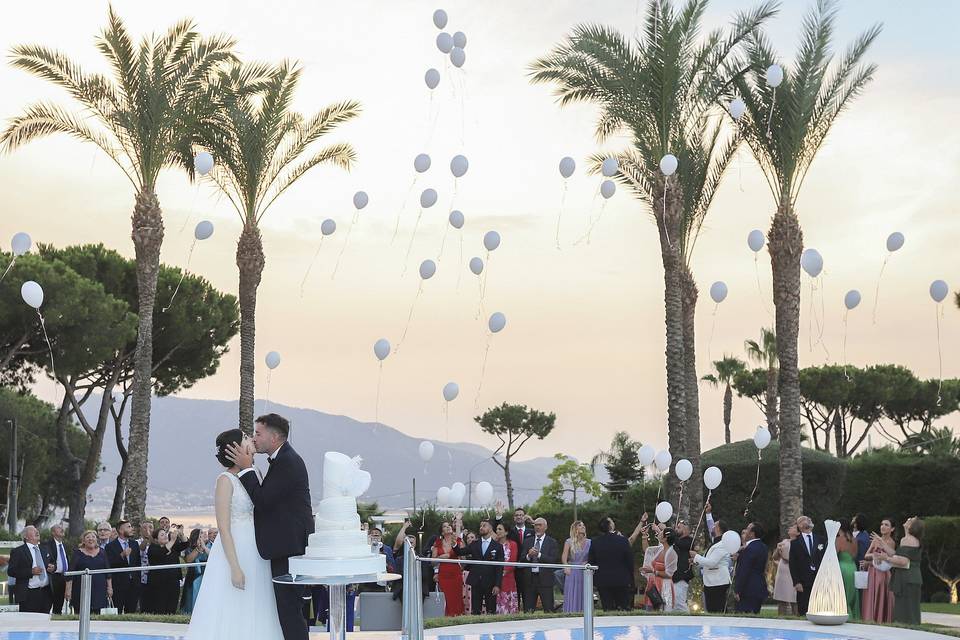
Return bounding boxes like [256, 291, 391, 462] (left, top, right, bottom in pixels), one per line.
[64, 531, 112, 613]
[182, 529, 209, 613]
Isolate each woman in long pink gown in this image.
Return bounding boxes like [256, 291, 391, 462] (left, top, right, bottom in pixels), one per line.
[862, 517, 896, 622]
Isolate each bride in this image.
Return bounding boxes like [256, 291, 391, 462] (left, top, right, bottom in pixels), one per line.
[186, 429, 284, 639]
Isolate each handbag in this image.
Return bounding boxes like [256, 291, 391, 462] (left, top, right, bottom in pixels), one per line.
[101, 597, 118, 616]
[646, 584, 665, 609]
[854, 570, 869, 590]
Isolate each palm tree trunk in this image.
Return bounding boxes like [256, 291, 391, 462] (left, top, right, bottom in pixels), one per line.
[766, 365, 780, 439]
[124, 187, 164, 525]
[768, 200, 803, 537]
[237, 221, 266, 434]
[680, 264, 701, 525]
[723, 383, 733, 444]
[657, 187, 687, 511]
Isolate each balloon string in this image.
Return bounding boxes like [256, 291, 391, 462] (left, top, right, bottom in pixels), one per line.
[37, 311, 56, 383]
[812, 276, 830, 360]
[474, 333, 493, 409]
[456, 233, 463, 291]
[0, 256, 17, 284]
[162, 239, 197, 312]
[843, 310, 851, 381]
[332, 211, 358, 279]
[556, 180, 568, 250]
[374, 361, 383, 431]
[663, 179, 672, 248]
[264, 369, 273, 414]
[692, 490, 713, 542]
[807, 278, 814, 353]
[475, 272, 484, 320]
[708, 303, 718, 363]
[754, 255, 773, 318]
[395, 281, 423, 353]
[677, 481, 685, 524]
[766, 88, 776, 139]
[585, 200, 608, 245]
[300, 236, 325, 298]
[872, 253, 890, 324]
[178, 183, 201, 233]
[402, 208, 424, 276]
[437, 222, 450, 261]
[392, 177, 417, 245]
[744, 452, 761, 518]
[936, 304, 943, 406]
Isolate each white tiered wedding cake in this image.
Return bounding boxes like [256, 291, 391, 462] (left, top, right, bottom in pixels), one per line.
[288, 452, 386, 578]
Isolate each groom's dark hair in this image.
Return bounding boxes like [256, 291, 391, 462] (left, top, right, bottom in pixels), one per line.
[256, 413, 290, 440]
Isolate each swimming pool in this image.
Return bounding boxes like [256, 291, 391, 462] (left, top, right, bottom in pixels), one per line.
[0, 634, 180, 640]
[432, 625, 887, 640]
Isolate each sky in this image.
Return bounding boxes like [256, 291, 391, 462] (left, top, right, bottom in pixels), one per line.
[1, 0, 958, 464]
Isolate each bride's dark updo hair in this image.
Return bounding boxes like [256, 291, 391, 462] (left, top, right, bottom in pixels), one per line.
[215, 429, 244, 468]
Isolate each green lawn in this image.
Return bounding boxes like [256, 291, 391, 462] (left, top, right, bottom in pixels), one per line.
[923, 603, 960, 615]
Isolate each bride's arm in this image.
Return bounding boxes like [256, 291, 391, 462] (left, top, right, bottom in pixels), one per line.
[215, 475, 245, 590]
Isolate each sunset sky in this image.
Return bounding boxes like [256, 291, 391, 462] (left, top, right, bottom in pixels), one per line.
[2, 0, 958, 464]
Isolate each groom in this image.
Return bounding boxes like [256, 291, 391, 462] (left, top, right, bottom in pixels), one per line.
[227, 413, 314, 640]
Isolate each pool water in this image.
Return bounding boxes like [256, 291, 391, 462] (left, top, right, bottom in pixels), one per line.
[433, 625, 867, 640]
[0, 635, 179, 640]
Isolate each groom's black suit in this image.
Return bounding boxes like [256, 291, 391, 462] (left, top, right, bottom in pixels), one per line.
[239, 441, 314, 640]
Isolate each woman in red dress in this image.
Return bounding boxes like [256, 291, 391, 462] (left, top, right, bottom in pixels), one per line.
[432, 521, 464, 616]
[494, 522, 520, 613]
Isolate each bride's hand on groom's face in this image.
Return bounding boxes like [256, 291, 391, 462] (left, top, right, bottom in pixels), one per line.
[225, 442, 254, 470]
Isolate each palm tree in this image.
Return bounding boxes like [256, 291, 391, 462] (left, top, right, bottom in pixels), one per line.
[702, 356, 748, 444]
[745, 327, 779, 438]
[1, 9, 235, 523]
[900, 426, 960, 457]
[531, 0, 777, 521]
[198, 62, 360, 431]
[729, 0, 880, 534]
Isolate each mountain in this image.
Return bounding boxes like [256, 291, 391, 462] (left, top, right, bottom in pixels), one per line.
[84, 396, 560, 515]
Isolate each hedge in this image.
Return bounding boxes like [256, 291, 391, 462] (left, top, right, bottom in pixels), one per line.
[840, 449, 960, 519]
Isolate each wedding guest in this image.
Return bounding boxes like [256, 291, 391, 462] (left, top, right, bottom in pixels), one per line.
[457, 520, 503, 615]
[691, 519, 732, 613]
[734, 521, 768, 614]
[181, 528, 208, 613]
[561, 520, 591, 613]
[862, 516, 896, 622]
[7, 526, 53, 613]
[493, 502, 534, 612]
[589, 516, 634, 611]
[65, 531, 112, 614]
[851, 514, 870, 566]
[882, 516, 924, 626]
[641, 525, 677, 611]
[105, 520, 141, 614]
[461, 530, 477, 614]
[671, 521, 693, 612]
[520, 518, 559, 613]
[494, 522, 519, 613]
[836, 520, 860, 620]
[790, 515, 825, 616]
[627, 513, 649, 546]
[96, 522, 112, 550]
[42, 524, 70, 615]
[145, 527, 184, 613]
[432, 521, 465, 616]
[135, 522, 153, 612]
[773, 524, 799, 615]
[206, 527, 218, 547]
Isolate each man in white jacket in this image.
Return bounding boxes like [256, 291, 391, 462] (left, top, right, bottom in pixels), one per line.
[691, 519, 732, 613]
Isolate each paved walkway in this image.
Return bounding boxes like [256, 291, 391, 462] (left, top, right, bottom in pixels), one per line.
[925, 612, 960, 629]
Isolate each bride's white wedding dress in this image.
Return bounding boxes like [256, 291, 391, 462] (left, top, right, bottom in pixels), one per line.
[186, 471, 284, 639]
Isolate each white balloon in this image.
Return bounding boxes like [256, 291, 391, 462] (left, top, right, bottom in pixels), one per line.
[414, 153, 431, 173]
[722, 529, 742, 555]
[194, 151, 214, 176]
[600, 180, 616, 199]
[450, 155, 469, 178]
[374, 338, 391, 361]
[710, 281, 728, 304]
[729, 98, 746, 121]
[432, 9, 448, 29]
[483, 231, 501, 252]
[559, 156, 575, 179]
[747, 229, 765, 253]
[703, 466, 723, 490]
[353, 191, 369, 210]
[638, 444, 656, 466]
[425, 68, 441, 90]
[453, 31, 467, 49]
[443, 382, 460, 402]
[801, 248, 823, 277]
[475, 481, 493, 506]
[20, 280, 43, 309]
[419, 440, 435, 462]
[886, 232, 905, 253]
[655, 501, 673, 524]
[844, 289, 861, 310]
[436, 32, 454, 54]
[488, 312, 506, 334]
[449, 210, 465, 229]
[265, 351, 282, 370]
[675, 458, 693, 482]
[420, 188, 438, 208]
[765, 64, 784, 88]
[660, 154, 678, 177]
[754, 426, 771, 450]
[601, 157, 618, 177]
[654, 449, 672, 473]
[194, 220, 214, 241]
[11, 232, 31, 256]
[437, 486, 451, 507]
[930, 280, 949, 303]
[469, 257, 484, 275]
[321, 219, 336, 236]
[419, 259, 437, 280]
[450, 47, 466, 68]
[450, 482, 466, 507]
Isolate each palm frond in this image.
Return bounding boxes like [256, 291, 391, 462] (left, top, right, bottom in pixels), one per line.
[259, 142, 356, 220]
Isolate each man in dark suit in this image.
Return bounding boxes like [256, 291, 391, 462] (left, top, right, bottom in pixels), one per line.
[228, 413, 314, 640]
[41, 524, 71, 614]
[494, 503, 534, 611]
[520, 517, 559, 612]
[734, 521, 769, 614]
[588, 516, 635, 611]
[790, 515, 826, 615]
[104, 520, 141, 614]
[457, 519, 503, 615]
[8, 526, 53, 613]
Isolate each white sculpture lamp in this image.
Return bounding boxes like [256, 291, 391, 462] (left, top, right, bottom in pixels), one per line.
[806, 519, 848, 625]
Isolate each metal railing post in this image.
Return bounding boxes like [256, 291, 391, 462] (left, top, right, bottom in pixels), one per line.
[78, 570, 92, 640]
[582, 566, 594, 640]
[411, 553, 424, 640]
[401, 540, 416, 640]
